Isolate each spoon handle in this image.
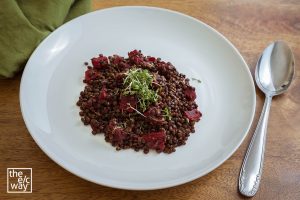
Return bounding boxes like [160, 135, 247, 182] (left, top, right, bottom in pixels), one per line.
[239, 96, 272, 197]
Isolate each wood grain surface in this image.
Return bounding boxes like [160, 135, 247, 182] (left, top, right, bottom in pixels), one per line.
[1, 0, 300, 199]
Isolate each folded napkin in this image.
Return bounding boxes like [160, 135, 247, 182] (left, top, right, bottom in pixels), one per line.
[0, 0, 91, 78]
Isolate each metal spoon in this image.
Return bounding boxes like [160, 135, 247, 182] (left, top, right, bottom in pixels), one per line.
[239, 41, 295, 197]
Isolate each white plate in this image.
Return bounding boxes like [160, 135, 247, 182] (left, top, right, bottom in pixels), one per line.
[20, 6, 256, 190]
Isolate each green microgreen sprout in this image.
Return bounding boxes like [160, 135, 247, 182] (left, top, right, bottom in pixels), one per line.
[123, 68, 159, 112]
[162, 107, 172, 121]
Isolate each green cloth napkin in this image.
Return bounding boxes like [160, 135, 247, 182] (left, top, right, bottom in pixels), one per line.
[0, 0, 91, 78]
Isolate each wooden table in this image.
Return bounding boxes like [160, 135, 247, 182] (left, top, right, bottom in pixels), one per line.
[1, 0, 299, 199]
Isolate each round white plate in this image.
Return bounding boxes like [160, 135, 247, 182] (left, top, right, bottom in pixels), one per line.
[20, 6, 256, 190]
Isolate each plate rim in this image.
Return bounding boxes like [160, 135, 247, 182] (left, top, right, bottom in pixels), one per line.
[20, 6, 256, 190]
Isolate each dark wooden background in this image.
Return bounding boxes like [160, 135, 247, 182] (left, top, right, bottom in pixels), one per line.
[1, 0, 299, 199]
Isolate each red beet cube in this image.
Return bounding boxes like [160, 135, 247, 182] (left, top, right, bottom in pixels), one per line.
[85, 69, 92, 81]
[142, 131, 166, 151]
[91, 55, 108, 69]
[184, 86, 196, 101]
[148, 57, 156, 62]
[184, 109, 202, 121]
[112, 55, 123, 65]
[84, 69, 99, 83]
[128, 50, 140, 58]
[119, 95, 137, 112]
[128, 50, 144, 65]
[132, 56, 144, 65]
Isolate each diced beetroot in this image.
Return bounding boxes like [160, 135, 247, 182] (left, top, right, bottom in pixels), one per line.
[132, 56, 144, 65]
[91, 55, 108, 69]
[99, 86, 107, 101]
[119, 95, 137, 112]
[112, 128, 127, 145]
[148, 57, 156, 62]
[142, 131, 166, 151]
[85, 69, 99, 83]
[85, 69, 92, 81]
[106, 118, 127, 145]
[128, 50, 140, 58]
[184, 109, 202, 121]
[128, 50, 144, 65]
[184, 86, 196, 101]
[112, 55, 123, 65]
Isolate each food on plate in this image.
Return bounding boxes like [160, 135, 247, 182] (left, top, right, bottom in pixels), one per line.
[77, 50, 202, 153]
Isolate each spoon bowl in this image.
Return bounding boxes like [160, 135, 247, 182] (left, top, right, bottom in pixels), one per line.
[255, 41, 295, 96]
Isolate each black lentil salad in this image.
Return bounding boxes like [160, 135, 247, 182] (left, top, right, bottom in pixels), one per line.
[77, 50, 202, 154]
